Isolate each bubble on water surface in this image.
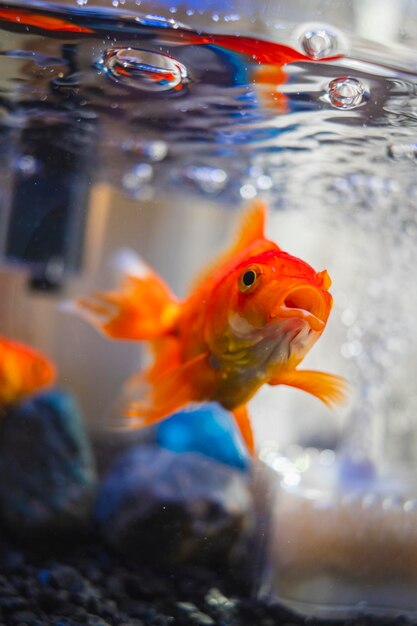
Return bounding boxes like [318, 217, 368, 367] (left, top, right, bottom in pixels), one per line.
[100, 48, 189, 93]
[294, 22, 347, 60]
[327, 77, 368, 110]
[387, 142, 417, 160]
[300, 27, 339, 60]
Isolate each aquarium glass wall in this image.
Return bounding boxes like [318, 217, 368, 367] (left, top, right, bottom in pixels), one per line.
[1, 0, 417, 621]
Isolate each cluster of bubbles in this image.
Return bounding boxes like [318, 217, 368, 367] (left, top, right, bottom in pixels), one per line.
[94, 16, 370, 116]
[175, 162, 274, 200]
[122, 163, 154, 199]
[387, 142, 417, 160]
[261, 443, 417, 515]
[182, 165, 229, 195]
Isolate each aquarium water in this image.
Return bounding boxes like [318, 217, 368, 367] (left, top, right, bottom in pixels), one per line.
[1, 0, 417, 619]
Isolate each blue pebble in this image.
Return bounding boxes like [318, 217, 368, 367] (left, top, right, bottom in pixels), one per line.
[38, 569, 51, 585]
[155, 403, 250, 470]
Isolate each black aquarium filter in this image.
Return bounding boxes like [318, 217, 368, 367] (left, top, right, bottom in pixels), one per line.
[0, 114, 96, 291]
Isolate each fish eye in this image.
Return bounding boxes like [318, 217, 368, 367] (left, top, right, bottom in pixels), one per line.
[239, 267, 259, 292]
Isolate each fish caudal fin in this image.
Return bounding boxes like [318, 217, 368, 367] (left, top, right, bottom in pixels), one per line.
[231, 404, 255, 456]
[71, 250, 180, 340]
[270, 369, 348, 407]
[118, 353, 210, 430]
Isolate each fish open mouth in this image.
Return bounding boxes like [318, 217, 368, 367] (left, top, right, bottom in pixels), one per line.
[274, 285, 327, 332]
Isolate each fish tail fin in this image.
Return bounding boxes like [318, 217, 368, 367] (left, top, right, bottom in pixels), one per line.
[69, 249, 180, 340]
[231, 404, 255, 456]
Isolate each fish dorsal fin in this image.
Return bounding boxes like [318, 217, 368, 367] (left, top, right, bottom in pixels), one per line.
[189, 198, 269, 293]
[234, 197, 267, 250]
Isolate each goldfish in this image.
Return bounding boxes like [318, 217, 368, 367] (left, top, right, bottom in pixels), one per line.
[0, 336, 56, 410]
[73, 199, 346, 454]
[0, 7, 94, 33]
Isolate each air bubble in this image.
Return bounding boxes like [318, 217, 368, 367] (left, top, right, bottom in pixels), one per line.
[319, 449, 335, 466]
[16, 155, 37, 175]
[327, 77, 368, 110]
[100, 48, 189, 93]
[403, 499, 417, 513]
[387, 142, 417, 160]
[341, 340, 363, 358]
[256, 174, 273, 191]
[240, 184, 257, 199]
[224, 14, 240, 22]
[122, 164, 154, 200]
[185, 165, 228, 194]
[122, 138, 168, 162]
[301, 27, 338, 59]
[382, 496, 403, 511]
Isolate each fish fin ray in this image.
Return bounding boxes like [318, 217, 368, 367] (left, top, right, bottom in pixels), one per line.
[269, 369, 348, 407]
[189, 199, 270, 293]
[231, 404, 255, 456]
[70, 249, 180, 340]
[117, 353, 210, 430]
[233, 197, 267, 251]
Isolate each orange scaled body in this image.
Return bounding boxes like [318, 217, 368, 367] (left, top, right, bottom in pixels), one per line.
[0, 337, 56, 409]
[75, 200, 346, 454]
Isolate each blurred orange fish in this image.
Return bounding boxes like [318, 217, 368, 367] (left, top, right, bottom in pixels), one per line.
[0, 337, 56, 409]
[74, 200, 346, 454]
[0, 7, 93, 33]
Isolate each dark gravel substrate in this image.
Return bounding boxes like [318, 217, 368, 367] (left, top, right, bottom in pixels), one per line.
[0, 536, 411, 626]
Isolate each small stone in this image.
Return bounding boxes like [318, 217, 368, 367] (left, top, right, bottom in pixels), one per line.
[176, 601, 215, 625]
[0, 390, 97, 539]
[156, 403, 250, 471]
[96, 446, 254, 567]
[49, 565, 85, 591]
[84, 616, 112, 626]
[0, 596, 30, 613]
[8, 610, 38, 622]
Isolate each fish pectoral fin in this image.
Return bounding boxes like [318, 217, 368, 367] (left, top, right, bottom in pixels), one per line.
[69, 249, 179, 340]
[118, 353, 210, 430]
[269, 369, 348, 408]
[231, 404, 255, 456]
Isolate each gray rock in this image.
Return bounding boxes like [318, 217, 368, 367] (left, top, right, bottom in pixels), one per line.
[0, 389, 97, 538]
[96, 445, 254, 566]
